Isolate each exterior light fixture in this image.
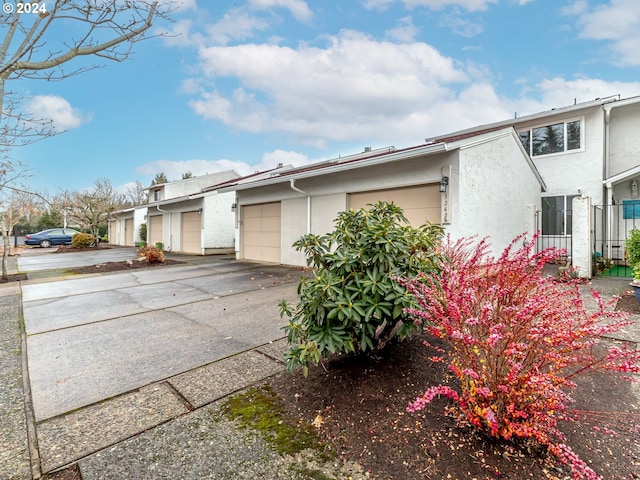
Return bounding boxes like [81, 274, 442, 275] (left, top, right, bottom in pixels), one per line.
[197, 207, 203, 215]
[439, 176, 449, 193]
[231, 203, 238, 212]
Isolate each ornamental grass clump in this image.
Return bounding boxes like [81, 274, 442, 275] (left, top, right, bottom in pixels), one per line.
[399, 234, 640, 480]
[279, 201, 444, 375]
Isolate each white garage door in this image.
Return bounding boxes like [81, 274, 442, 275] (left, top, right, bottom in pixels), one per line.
[348, 184, 441, 226]
[181, 211, 201, 254]
[241, 202, 281, 263]
[148, 215, 163, 247]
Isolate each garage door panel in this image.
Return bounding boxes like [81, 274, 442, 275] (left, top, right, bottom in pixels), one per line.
[241, 202, 281, 263]
[349, 184, 440, 226]
[148, 216, 163, 246]
[181, 211, 201, 254]
[125, 219, 134, 246]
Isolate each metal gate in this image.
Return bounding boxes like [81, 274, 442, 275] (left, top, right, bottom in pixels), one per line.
[534, 210, 572, 262]
[592, 204, 640, 276]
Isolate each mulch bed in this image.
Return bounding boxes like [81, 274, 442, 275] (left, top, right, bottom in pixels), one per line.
[0, 273, 28, 283]
[67, 259, 184, 274]
[268, 296, 640, 480]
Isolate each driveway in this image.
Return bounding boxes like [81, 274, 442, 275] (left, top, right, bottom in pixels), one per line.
[20, 250, 301, 423]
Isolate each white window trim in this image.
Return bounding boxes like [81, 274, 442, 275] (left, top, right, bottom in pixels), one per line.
[518, 116, 585, 158]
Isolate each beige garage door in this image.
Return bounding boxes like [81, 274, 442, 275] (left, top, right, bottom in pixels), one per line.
[125, 219, 134, 246]
[108, 222, 116, 245]
[348, 184, 441, 226]
[181, 211, 201, 254]
[241, 202, 281, 263]
[148, 215, 163, 246]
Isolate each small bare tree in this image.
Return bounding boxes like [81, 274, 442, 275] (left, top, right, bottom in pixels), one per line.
[57, 178, 126, 240]
[125, 180, 148, 206]
[0, 159, 32, 279]
[0, 1, 173, 149]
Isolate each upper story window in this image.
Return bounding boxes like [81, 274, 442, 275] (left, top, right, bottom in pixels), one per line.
[518, 119, 582, 157]
[153, 189, 161, 202]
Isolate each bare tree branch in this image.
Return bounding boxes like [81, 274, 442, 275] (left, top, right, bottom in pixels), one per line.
[0, 0, 174, 148]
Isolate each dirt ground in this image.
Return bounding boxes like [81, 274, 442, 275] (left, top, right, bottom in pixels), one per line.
[269, 294, 640, 480]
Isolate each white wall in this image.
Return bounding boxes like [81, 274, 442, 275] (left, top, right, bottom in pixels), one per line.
[572, 196, 593, 278]
[447, 134, 542, 254]
[202, 191, 237, 253]
[281, 197, 308, 266]
[609, 102, 640, 178]
[162, 171, 239, 200]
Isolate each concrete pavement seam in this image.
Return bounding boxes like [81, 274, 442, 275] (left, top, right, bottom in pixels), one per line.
[163, 381, 196, 412]
[19, 286, 43, 479]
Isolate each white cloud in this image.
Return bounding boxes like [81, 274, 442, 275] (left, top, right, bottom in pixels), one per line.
[569, 0, 640, 66]
[439, 9, 484, 36]
[189, 30, 473, 146]
[534, 77, 640, 108]
[361, 0, 395, 11]
[205, 8, 271, 46]
[363, 0, 498, 11]
[173, 0, 197, 11]
[24, 95, 90, 130]
[385, 16, 419, 42]
[136, 149, 315, 181]
[162, 19, 206, 47]
[400, 0, 498, 11]
[248, 0, 313, 22]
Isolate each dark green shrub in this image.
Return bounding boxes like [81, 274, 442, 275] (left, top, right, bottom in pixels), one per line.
[139, 223, 147, 243]
[71, 233, 95, 248]
[279, 201, 444, 374]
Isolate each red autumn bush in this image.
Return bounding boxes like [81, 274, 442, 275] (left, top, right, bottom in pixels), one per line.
[399, 234, 640, 480]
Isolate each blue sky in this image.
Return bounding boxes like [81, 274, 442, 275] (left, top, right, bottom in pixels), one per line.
[10, 0, 640, 194]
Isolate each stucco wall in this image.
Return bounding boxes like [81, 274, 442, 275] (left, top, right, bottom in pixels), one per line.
[281, 197, 308, 266]
[202, 191, 236, 252]
[162, 171, 239, 199]
[609, 102, 640, 178]
[447, 134, 541, 254]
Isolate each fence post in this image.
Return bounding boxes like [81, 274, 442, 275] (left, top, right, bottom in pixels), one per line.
[572, 196, 593, 278]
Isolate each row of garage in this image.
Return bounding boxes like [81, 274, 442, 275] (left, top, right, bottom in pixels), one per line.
[239, 183, 443, 264]
[110, 128, 543, 265]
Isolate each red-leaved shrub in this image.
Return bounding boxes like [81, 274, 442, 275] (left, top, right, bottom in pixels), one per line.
[399, 234, 640, 480]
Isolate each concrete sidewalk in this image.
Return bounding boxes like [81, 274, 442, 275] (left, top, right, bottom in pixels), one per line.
[1, 250, 639, 479]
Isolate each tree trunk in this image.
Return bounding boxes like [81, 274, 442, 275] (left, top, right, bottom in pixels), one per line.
[2, 230, 8, 281]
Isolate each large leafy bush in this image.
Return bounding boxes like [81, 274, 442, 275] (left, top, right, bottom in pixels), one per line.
[279, 201, 444, 374]
[399, 234, 640, 479]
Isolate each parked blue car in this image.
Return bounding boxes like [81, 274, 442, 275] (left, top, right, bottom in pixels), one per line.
[24, 228, 81, 248]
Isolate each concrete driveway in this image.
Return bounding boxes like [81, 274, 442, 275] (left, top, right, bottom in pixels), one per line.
[20, 250, 301, 424]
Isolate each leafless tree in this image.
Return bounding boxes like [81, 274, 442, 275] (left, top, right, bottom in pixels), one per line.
[0, 0, 174, 149]
[0, 159, 32, 279]
[57, 177, 126, 240]
[125, 179, 148, 206]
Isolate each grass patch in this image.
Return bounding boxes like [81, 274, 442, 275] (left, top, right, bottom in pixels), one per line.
[221, 385, 333, 462]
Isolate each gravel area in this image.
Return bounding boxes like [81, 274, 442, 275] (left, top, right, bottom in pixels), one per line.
[0, 294, 31, 480]
[78, 402, 368, 480]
